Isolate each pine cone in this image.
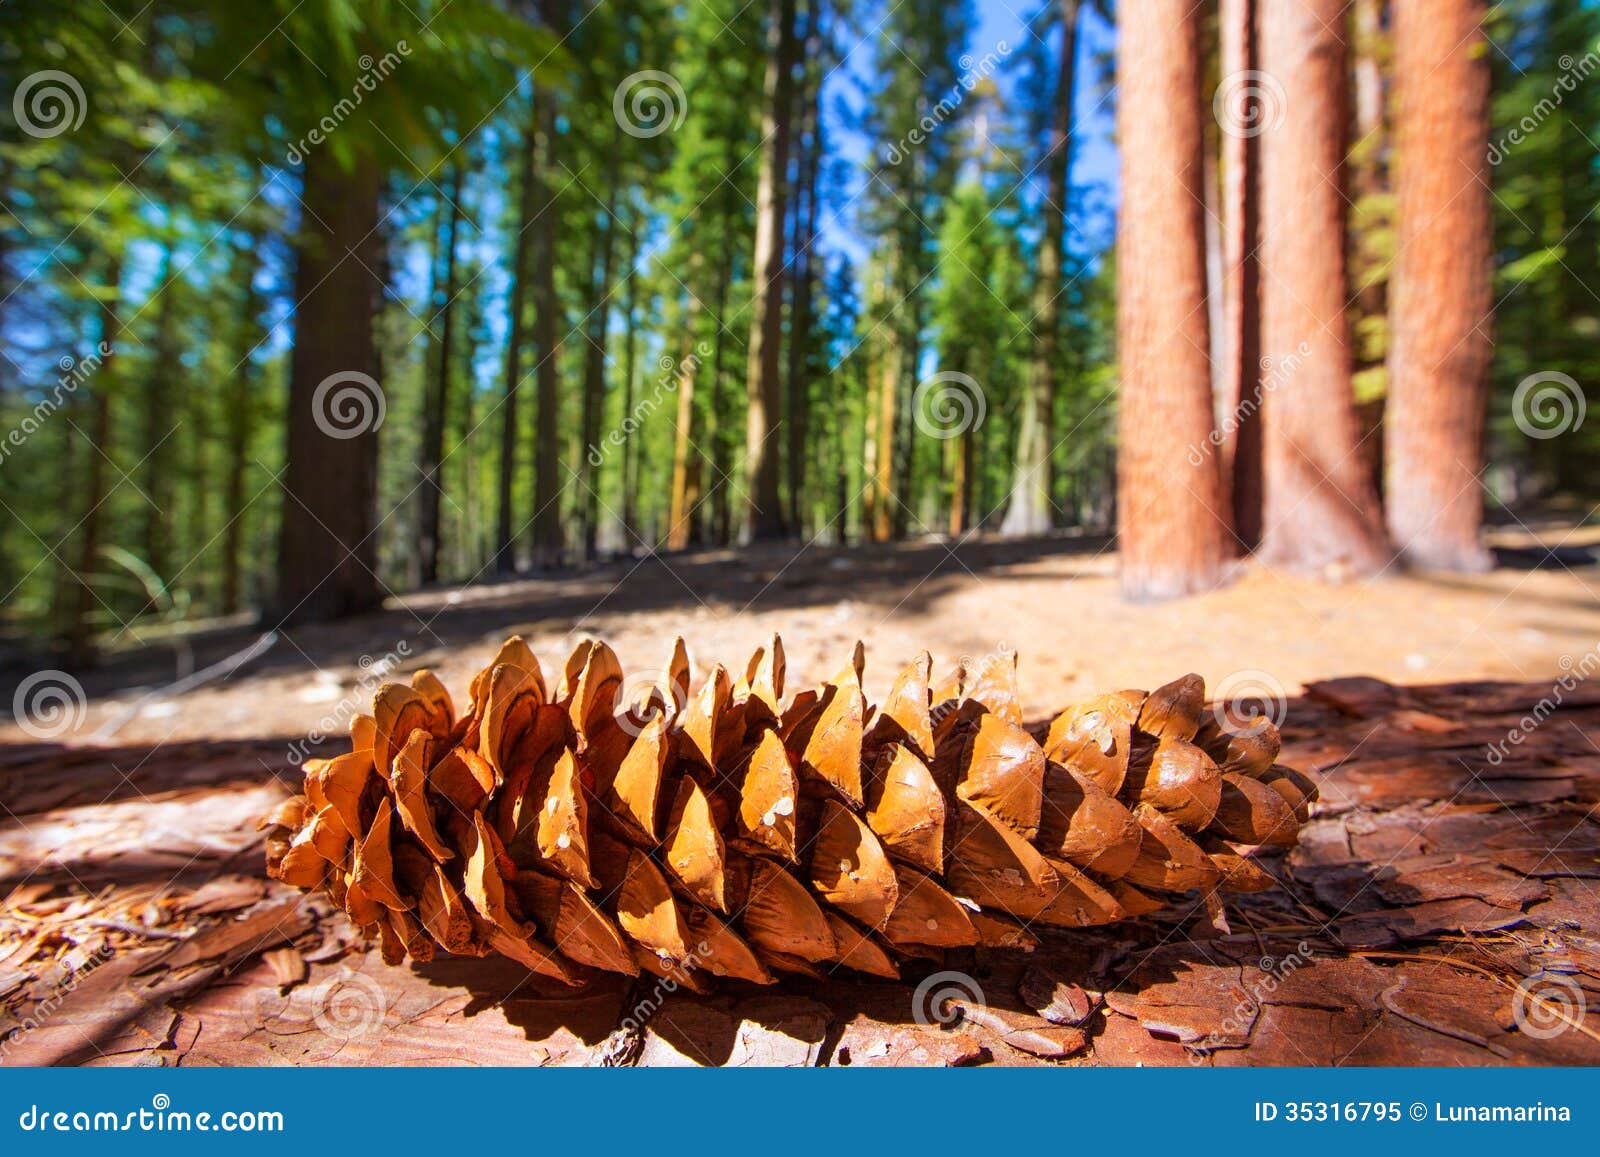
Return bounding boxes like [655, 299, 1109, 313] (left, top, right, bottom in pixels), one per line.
[263, 636, 1316, 988]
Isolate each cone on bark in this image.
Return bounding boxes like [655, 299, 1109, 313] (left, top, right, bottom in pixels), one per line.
[264, 636, 1315, 987]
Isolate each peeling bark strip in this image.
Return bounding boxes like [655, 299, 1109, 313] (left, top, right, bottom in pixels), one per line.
[266, 636, 1313, 985]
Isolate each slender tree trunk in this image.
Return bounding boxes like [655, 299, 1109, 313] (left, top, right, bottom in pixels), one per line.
[1003, 0, 1081, 537]
[222, 238, 263, 615]
[1258, 0, 1388, 574]
[529, 94, 565, 567]
[667, 295, 704, 551]
[620, 214, 641, 548]
[66, 256, 122, 662]
[1219, 0, 1264, 547]
[709, 249, 734, 546]
[873, 325, 899, 544]
[419, 163, 464, 587]
[744, 0, 800, 542]
[274, 148, 384, 625]
[785, 34, 821, 536]
[1116, 0, 1231, 601]
[1385, 0, 1493, 570]
[140, 246, 178, 590]
[496, 111, 537, 573]
[580, 163, 621, 562]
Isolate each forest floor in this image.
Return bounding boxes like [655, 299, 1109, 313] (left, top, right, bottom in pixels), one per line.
[3, 512, 1600, 1065]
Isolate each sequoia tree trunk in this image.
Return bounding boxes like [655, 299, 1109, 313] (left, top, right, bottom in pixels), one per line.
[1257, 0, 1388, 575]
[1115, 0, 1231, 600]
[1385, 0, 1493, 571]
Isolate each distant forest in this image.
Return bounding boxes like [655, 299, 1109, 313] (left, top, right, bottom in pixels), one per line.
[1, 0, 1596, 658]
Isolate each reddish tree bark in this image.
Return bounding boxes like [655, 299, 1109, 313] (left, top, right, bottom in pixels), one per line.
[1115, 0, 1231, 601]
[1257, 0, 1388, 575]
[1385, 0, 1493, 571]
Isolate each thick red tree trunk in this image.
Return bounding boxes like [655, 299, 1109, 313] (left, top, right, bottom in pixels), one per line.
[1385, 0, 1494, 571]
[1115, 0, 1231, 601]
[1257, 0, 1388, 575]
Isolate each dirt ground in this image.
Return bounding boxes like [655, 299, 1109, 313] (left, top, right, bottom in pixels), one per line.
[2, 517, 1599, 1066]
